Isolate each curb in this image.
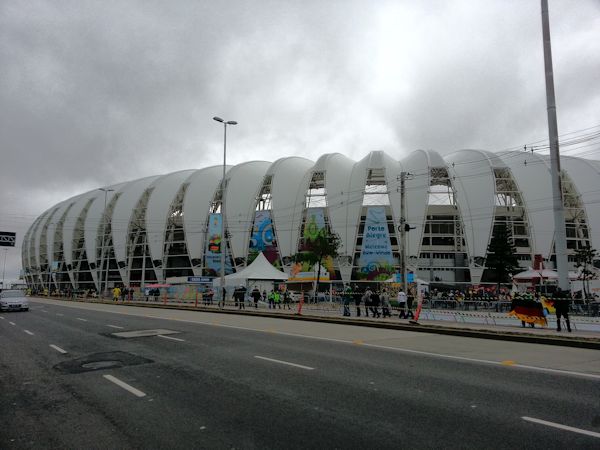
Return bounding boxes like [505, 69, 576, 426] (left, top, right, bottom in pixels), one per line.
[35, 297, 600, 350]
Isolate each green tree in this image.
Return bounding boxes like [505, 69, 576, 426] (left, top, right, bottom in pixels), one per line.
[484, 223, 521, 291]
[293, 230, 342, 300]
[574, 246, 597, 299]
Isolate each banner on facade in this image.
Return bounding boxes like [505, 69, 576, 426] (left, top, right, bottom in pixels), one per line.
[290, 208, 335, 281]
[248, 210, 281, 268]
[356, 206, 395, 281]
[204, 213, 232, 276]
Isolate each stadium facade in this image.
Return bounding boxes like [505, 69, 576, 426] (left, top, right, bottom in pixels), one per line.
[21, 150, 600, 293]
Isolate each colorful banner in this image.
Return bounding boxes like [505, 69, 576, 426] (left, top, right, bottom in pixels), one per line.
[205, 213, 233, 276]
[248, 210, 281, 268]
[290, 208, 335, 281]
[356, 206, 395, 281]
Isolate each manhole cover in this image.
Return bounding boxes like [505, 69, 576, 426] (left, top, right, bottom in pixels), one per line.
[54, 351, 153, 374]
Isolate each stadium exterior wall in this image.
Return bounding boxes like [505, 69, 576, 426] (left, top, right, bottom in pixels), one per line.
[21, 150, 599, 293]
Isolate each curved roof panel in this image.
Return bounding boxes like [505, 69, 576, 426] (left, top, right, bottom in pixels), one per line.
[146, 169, 196, 278]
[267, 157, 314, 258]
[561, 156, 600, 249]
[445, 150, 498, 262]
[401, 149, 444, 259]
[183, 165, 230, 273]
[224, 161, 271, 261]
[111, 176, 161, 271]
[313, 153, 355, 256]
[497, 151, 554, 256]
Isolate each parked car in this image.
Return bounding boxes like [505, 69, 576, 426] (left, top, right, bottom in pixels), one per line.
[0, 289, 29, 312]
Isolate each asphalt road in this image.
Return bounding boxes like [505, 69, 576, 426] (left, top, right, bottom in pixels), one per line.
[1, 299, 599, 449]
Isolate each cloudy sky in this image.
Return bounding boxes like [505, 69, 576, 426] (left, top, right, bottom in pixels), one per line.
[1, 0, 599, 283]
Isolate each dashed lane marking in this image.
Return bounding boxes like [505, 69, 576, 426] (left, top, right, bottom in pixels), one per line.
[106, 324, 124, 329]
[9, 321, 16, 326]
[522, 416, 600, 438]
[56, 313, 64, 316]
[24, 330, 34, 336]
[157, 334, 185, 342]
[0, 316, 4, 320]
[102, 374, 146, 398]
[254, 355, 315, 371]
[76, 318, 88, 322]
[50, 344, 68, 354]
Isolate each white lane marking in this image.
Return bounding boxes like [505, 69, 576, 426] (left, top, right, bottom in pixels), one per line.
[50, 344, 68, 354]
[522, 416, 600, 438]
[157, 334, 185, 342]
[135, 318, 600, 381]
[56, 313, 64, 316]
[209, 323, 600, 380]
[254, 355, 315, 370]
[9, 321, 16, 326]
[106, 324, 124, 329]
[102, 375, 146, 398]
[24, 330, 34, 335]
[360, 342, 600, 381]
[76, 318, 88, 322]
[0, 316, 4, 320]
[27, 299, 600, 381]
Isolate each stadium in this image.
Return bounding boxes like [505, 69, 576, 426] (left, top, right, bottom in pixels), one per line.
[21, 149, 600, 294]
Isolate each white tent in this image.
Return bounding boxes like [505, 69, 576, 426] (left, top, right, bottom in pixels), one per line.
[213, 252, 288, 287]
[512, 268, 580, 281]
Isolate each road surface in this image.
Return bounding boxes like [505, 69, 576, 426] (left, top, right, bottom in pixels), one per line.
[1, 298, 599, 449]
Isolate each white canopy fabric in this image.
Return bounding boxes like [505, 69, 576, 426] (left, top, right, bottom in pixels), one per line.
[513, 268, 580, 281]
[213, 252, 288, 287]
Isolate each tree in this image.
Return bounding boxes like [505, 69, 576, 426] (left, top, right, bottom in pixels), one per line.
[293, 230, 342, 300]
[574, 246, 597, 299]
[484, 223, 521, 292]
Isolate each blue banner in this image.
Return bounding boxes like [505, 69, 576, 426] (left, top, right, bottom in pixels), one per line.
[357, 206, 395, 281]
[205, 213, 232, 276]
[248, 210, 281, 268]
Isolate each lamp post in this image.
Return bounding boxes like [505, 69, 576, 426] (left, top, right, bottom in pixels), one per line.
[1, 248, 7, 290]
[213, 116, 237, 307]
[98, 188, 114, 297]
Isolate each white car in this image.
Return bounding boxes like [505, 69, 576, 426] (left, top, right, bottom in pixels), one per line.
[0, 289, 29, 312]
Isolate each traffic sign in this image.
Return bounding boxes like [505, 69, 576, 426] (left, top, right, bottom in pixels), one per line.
[0, 231, 16, 247]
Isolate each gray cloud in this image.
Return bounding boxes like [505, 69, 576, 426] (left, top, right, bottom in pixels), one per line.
[1, 0, 599, 282]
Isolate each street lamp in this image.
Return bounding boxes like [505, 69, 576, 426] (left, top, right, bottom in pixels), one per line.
[98, 188, 114, 297]
[213, 116, 237, 307]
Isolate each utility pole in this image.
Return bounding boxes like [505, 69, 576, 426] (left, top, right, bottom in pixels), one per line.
[399, 172, 408, 294]
[541, 0, 569, 291]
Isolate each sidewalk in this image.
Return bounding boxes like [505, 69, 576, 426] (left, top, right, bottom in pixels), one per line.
[33, 296, 600, 349]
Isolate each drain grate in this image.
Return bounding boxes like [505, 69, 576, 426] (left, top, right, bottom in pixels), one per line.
[54, 351, 153, 374]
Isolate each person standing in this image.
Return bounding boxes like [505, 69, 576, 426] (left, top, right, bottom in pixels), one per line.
[381, 288, 391, 317]
[283, 290, 292, 310]
[370, 290, 381, 318]
[274, 290, 281, 309]
[363, 288, 373, 318]
[268, 290, 275, 309]
[342, 285, 352, 317]
[353, 285, 362, 317]
[112, 285, 121, 302]
[233, 287, 240, 308]
[251, 287, 261, 308]
[398, 289, 407, 318]
[554, 292, 572, 332]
